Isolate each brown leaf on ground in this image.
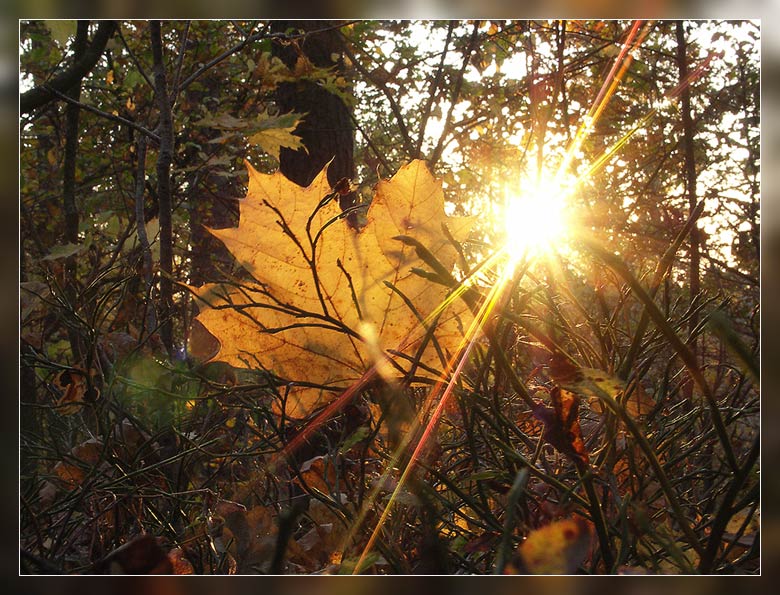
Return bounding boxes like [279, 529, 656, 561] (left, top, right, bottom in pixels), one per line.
[532, 387, 589, 466]
[104, 534, 173, 574]
[54, 368, 99, 414]
[548, 353, 655, 418]
[53, 438, 103, 487]
[517, 517, 593, 574]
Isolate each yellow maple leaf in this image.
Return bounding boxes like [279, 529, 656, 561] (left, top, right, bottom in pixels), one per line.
[192, 160, 473, 417]
[518, 517, 593, 574]
[247, 126, 305, 161]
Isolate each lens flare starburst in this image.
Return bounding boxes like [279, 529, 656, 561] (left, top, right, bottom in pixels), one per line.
[503, 176, 573, 262]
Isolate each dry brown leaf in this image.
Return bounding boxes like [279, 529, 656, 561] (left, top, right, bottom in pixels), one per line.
[219, 504, 277, 573]
[104, 534, 173, 574]
[192, 160, 473, 417]
[548, 354, 654, 418]
[299, 498, 350, 567]
[53, 438, 104, 487]
[532, 387, 589, 466]
[167, 547, 195, 574]
[297, 455, 338, 495]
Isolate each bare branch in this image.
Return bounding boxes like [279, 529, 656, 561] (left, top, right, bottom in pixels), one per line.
[41, 85, 160, 142]
[20, 21, 117, 114]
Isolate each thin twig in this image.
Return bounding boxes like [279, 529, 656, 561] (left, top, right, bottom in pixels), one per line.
[415, 21, 455, 158]
[340, 40, 416, 157]
[21, 20, 117, 113]
[116, 24, 155, 90]
[430, 22, 482, 166]
[178, 21, 360, 94]
[170, 21, 191, 105]
[42, 84, 160, 142]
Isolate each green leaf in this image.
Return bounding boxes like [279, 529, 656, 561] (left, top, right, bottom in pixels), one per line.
[465, 469, 503, 482]
[340, 426, 371, 452]
[339, 551, 383, 574]
[195, 113, 248, 131]
[548, 354, 654, 418]
[247, 126, 305, 161]
[42, 243, 84, 260]
[44, 20, 76, 48]
[124, 70, 144, 89]
[196, 110, 306, 161]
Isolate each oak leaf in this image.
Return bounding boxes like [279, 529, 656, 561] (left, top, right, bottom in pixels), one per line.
[192, 160, 473, 417]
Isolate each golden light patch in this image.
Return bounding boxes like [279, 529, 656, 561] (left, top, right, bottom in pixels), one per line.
[503, 175, 572, 260]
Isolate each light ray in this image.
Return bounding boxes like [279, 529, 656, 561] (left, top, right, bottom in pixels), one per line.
[352, 252, 525, 573]
[278, 19, 726, 573]
[571, 46, 723, 199]
[557, 21, 649, 177]
[347, 20, 662, 571]
[332, 251, 509, 558]
[271, 250, 505, 484]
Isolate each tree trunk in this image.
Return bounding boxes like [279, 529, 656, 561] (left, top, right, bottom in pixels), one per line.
[62, 21, 90, 363]
[675, 22, 701, 354]
[151, 21, 175, 356]
[271, 21, 356, 217]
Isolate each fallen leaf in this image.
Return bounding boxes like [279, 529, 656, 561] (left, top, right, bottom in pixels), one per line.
[518, 517, 593, 574]
[192, 160, 473, 417]
[104, 534, 172, 574]
[724, 506, 759, 543]
[297, 455, 338, 495]
[464, 531, 500, 553]
[53, 438, 104, 487]
[299, 498, 349, 565]
[54, 368, 99, 414]
[548, 353, 654, 418]
[167, 547, 194, 574]
[532, 386, 589, 466]
[38, 480, 58, 507]
[219, 503, 277, 573]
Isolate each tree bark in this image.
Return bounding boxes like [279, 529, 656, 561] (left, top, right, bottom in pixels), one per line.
[150, 21, 175, 356]
[20, 21, 116, 114]
[675, 22, 701, 353]
[184, 33, 241, 286]
[62, 21, 89, 363]
[271, 21, 356, 216]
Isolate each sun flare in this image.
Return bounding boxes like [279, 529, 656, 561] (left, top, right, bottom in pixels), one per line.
[503, 175, 572, 261]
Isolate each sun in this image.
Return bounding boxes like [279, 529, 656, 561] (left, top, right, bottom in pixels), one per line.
[502, 174, 573, 261]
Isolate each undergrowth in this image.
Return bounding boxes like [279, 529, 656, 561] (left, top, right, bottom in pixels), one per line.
[20, 243, 759, 575]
